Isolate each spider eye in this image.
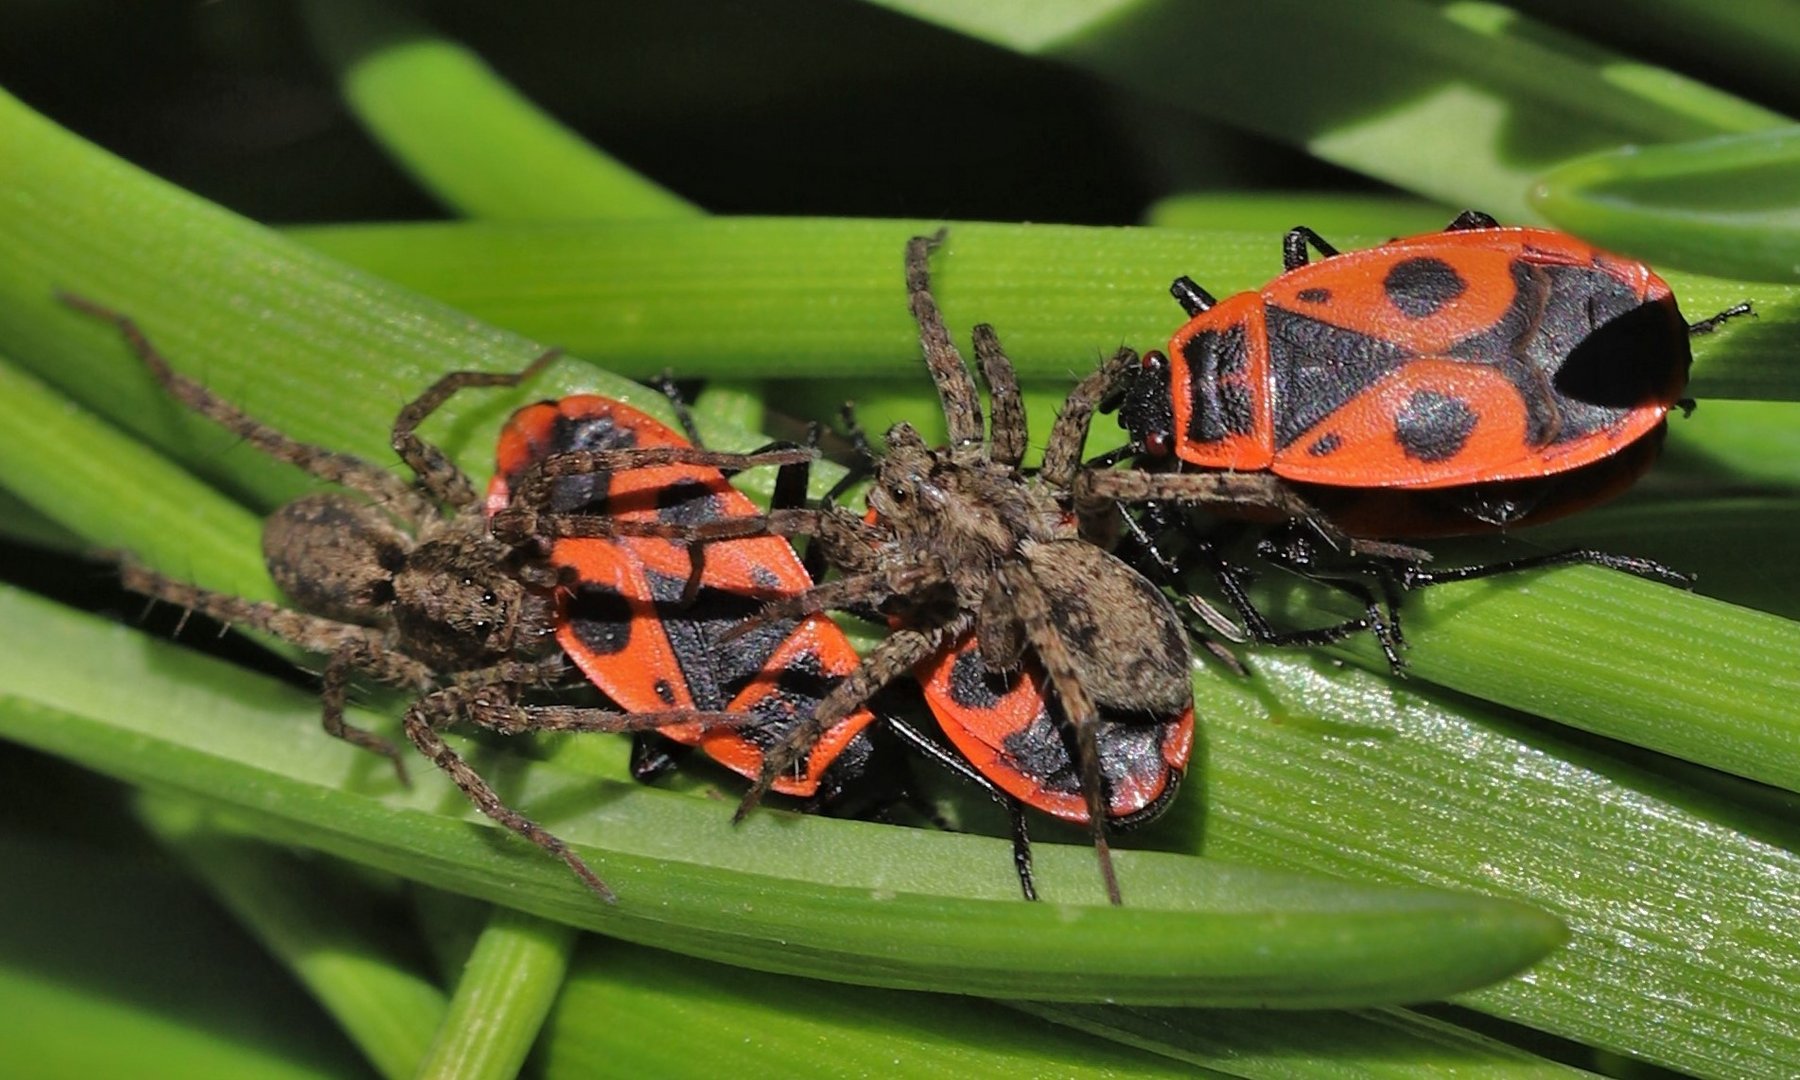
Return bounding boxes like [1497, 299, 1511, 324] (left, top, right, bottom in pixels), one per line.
[888, 485, 908, 503]
[482, 590, 497, 606]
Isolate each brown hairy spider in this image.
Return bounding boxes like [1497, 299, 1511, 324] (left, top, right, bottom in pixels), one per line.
[497, 232, 1203, 904]
[62, 294, 808, 902]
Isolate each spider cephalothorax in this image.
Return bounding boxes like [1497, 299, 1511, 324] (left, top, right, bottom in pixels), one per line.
[66, 296, 806, 902]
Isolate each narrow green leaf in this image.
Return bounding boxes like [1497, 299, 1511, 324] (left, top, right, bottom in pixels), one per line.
[138, 794, 448, 1080]
[1250, 567, 1800, 795]
[863, 0, 1789, 218]
[0, 828, 369, 1079]
[1185, 649, 1800, 1076]
[537, 941, 1199, 1079]
[415, 908, 575, 1080]
[1663, 398, 1800, 489]
[0, 585, 1565, 1008]
[299, 0, 697, 221]
[0, 486, 81, 551]
[1144, 192, 1457, 235]
[0, 84, 681, 516]
[1507, 0, 1800, 117]
[1533, 126, 1800, 281]
[287, 218, 1800, 402]
[0, 357, 272, 599]
[1013, 1002, 1588, 1079]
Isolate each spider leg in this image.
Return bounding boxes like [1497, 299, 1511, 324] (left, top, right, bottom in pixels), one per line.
[401, 683, 616, 903]
[390, 349, 562, 510]
[463, 702, 753, 736]
[321, 646, 410, 782]
[60, 294, 429, 519]
[720, 555, 940, 645]
[970, 323, 1026, 468]
[1075, 468, 1346, 547]
[1041, 346, 1141, 489]
[499, 445, 815, 531]
[1000, 566, 1122, 906]
[119, 561, 422, 675]
[734, 620, 960, 823]
[904, 231, 985, 452]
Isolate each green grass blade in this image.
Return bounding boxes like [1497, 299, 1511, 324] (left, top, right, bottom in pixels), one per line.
[0, 585, 1564, 1008]
[1185, 650, 1800, 1076]
[0, 827, 370, 1079]
[138, 794, 448, 1080]
[537, 941, 1203, 1079]
[299, 0, 697, 221]
[1144, 192, 1457, 235]
[1507, 0, 1800, 116]
[1663, 399, 1800, 489]
[1533, 126, 1800, 281]
[0, 357, 272, 597]
[414, 908, 575, 1080]
[0, 84, 667, 514]
[0, 487, 81, 551]
[863, 0, 1789, 219]
[1012, 1002, 1589, 1079]
[287, 218, 1800, 402]
[1249, 567, 1800, 795]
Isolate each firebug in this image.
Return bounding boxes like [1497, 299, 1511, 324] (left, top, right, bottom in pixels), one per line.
[486, 393, 886, 807]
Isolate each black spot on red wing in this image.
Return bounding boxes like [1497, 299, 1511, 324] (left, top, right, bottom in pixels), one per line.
[999, 710, 1079, 796]
[733, 651, 837, 760]
[1444, 261, 1679, 447]
[546, 413, 638, 513]
[641, 568, 785, 709]
[1384, 257, 1467, 318]
[1306, 432, 1343, 457]
[994, 706, 1182, 825]
[1296, 287, 1331, 304]
[565, 582, 633, 656]
[1181, 325, 1254, 443]
[749, 565, 782, 591]
[1394, 390, 1478, 462]
[656, 480, 727, 526]
[945, 649, 1018, 710]
[1266, 308, 1409, 449]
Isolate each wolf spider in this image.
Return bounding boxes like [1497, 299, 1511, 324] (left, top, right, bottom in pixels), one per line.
[62, 294, 809, 902]
[496, 232, 1229, 904]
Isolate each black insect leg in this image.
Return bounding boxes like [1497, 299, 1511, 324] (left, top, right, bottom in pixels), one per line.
[884, 716, 1038, 902]
[1687, 302, 1754, 336]
[1170, 276, 1216, 317]
[1396, 548, 1691, 591]
[1445, 210, 1500, 231]
[1282, 226, 1341, 270]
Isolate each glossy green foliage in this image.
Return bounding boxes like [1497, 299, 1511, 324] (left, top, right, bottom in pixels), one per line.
[3, 2, 1797, 1077]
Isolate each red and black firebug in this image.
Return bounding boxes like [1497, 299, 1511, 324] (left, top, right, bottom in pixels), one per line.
[1108, 211, 1751, 659]
[485, 393, 888, 809]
